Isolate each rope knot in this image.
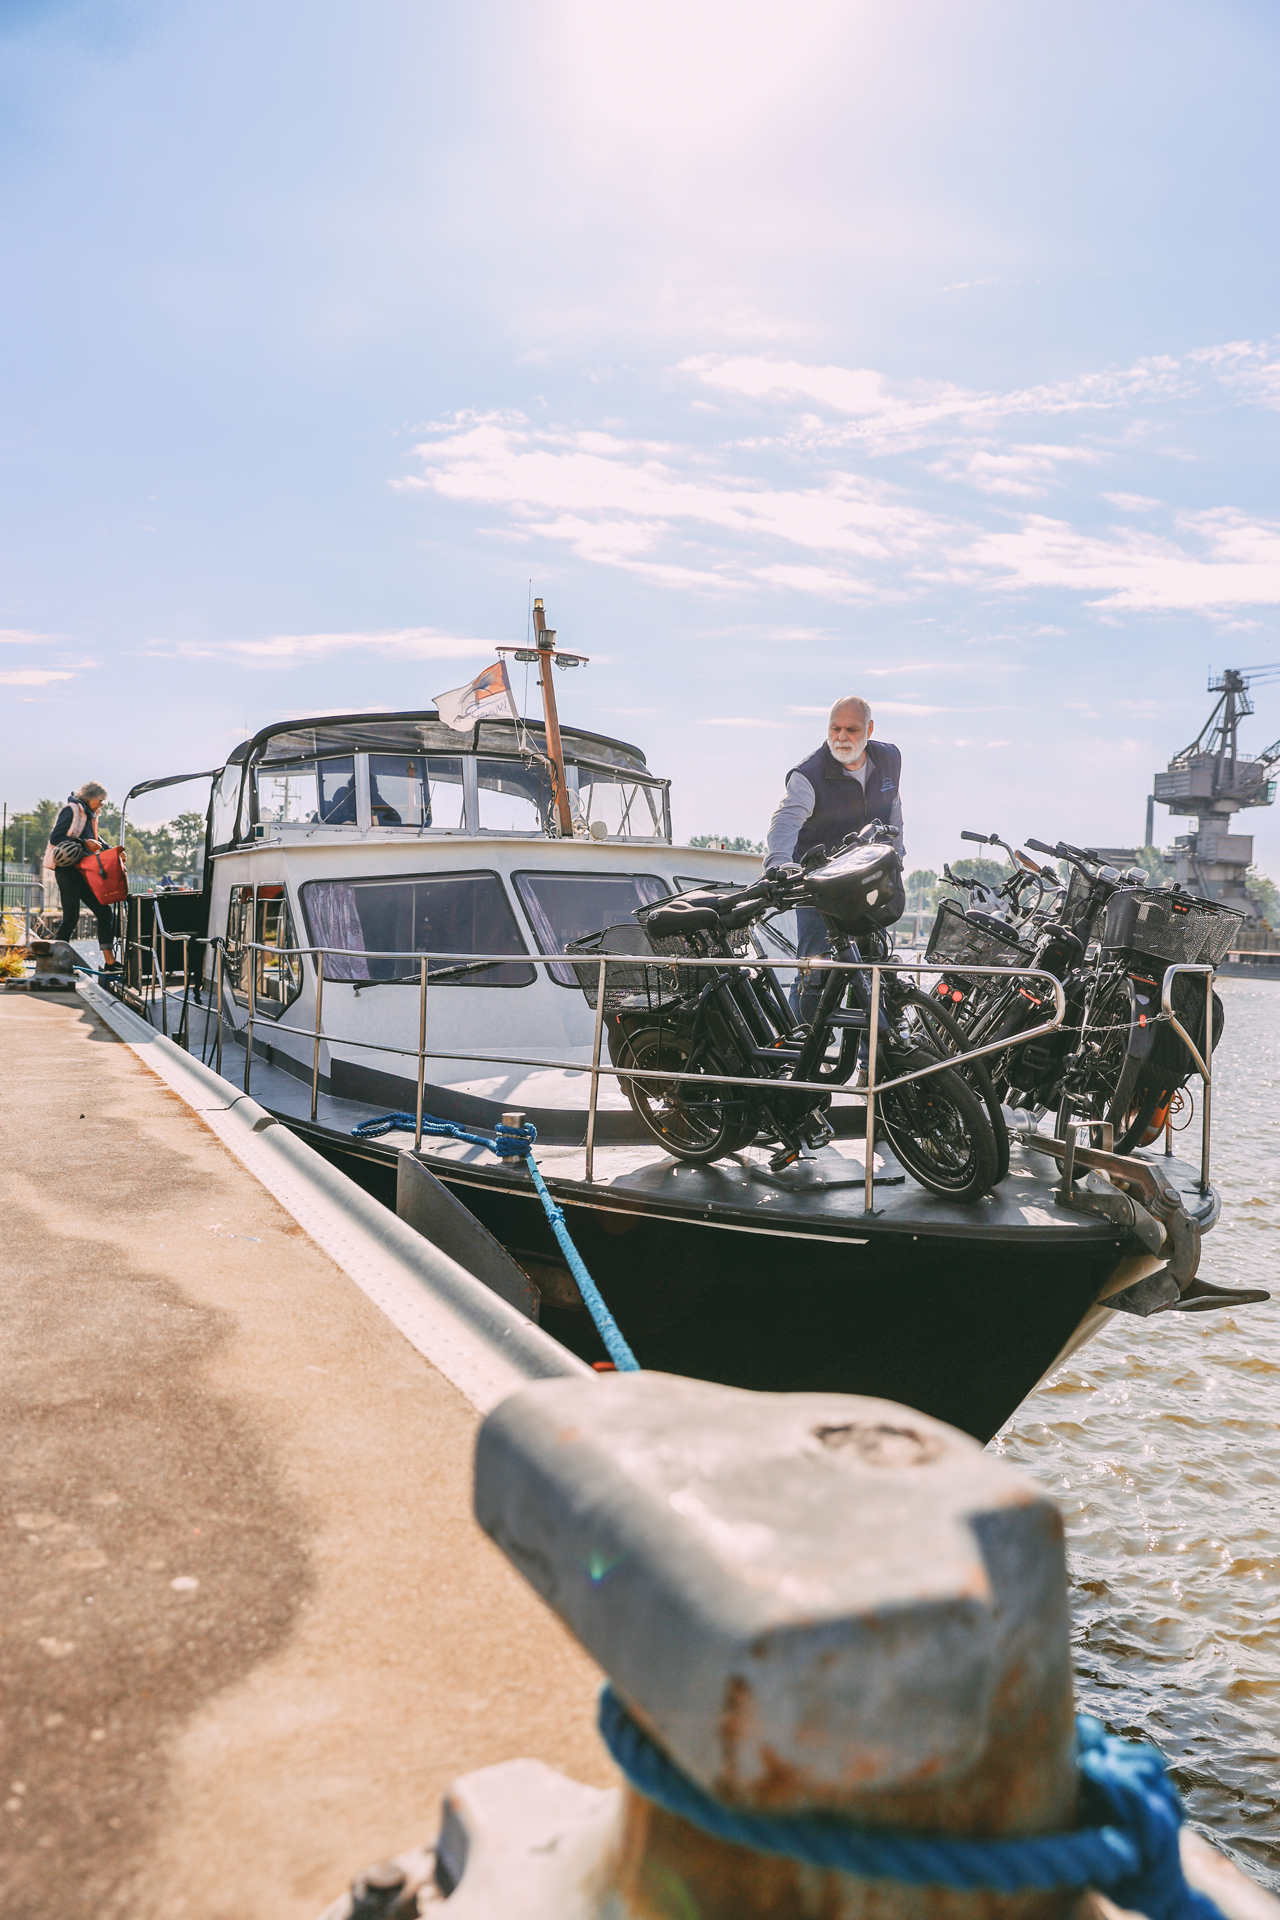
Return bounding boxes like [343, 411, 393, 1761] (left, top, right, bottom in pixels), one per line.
[596, 1688, 1227, 1916]
[493, 1119, 537, 1159]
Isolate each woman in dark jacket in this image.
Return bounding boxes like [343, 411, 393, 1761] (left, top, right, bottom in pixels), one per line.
[49, 781, 119, 968]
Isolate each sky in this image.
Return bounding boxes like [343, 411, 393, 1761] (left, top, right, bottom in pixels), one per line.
[2, 0, 1280, 873]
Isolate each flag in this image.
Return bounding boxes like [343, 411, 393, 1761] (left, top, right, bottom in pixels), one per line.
[433, 660, 517, 732]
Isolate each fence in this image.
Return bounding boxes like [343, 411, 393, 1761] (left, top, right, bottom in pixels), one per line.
[121, 914, 1219, 1211]
[125, 909, 1087, 1214]
[0, 875, 49, 939]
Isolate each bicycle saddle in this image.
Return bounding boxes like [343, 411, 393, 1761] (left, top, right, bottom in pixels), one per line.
[644, 898, 722, 935]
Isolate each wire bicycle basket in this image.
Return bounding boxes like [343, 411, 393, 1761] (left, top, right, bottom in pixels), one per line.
[925, 899, 1030, 971]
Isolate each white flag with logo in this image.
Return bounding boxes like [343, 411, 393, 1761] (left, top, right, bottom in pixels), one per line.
[433, 660, 517, 732]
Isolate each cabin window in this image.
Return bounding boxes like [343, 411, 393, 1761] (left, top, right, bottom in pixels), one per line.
[258, 764, 317, 825]
[254, 756, 357, 828]
[368, 753, 464, 830]
[512, 871, 669, 986]
[210, 768, 243, 849]
[226, 884, 303, 1014]
[300, 871, 535, 986]
[573, 769, 668, 841]
[477, 758, 552, 834]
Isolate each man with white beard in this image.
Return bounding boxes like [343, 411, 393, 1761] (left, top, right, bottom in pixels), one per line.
[765, 696, 904, 1024]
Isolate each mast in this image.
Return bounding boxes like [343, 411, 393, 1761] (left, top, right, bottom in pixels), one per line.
[500, 597, 589, 839]
[533, 601, 574, 838]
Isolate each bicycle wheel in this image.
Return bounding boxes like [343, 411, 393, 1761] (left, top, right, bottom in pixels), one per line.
[889, 984, 1010, 1182]
[1057, 975, 1152, 1154]
[875, 1045, 1000, 1202]
[615, 1025, 751, 1164]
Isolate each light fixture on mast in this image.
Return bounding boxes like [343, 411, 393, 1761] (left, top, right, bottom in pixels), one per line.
[498, 597, 588, 838]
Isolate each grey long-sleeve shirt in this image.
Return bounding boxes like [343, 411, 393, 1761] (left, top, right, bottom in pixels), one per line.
[765, 762, 904, 870]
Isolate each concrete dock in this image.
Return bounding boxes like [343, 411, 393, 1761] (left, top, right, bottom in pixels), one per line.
[1, 991, 613, 1920]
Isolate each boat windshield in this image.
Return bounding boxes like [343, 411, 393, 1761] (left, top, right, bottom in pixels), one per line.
[368, 754, 464, 830]
[513, 871, 669, 985]
[256, 757, 357, 827]
[300, 871, 536, 985]
[574, 769, 668, 841]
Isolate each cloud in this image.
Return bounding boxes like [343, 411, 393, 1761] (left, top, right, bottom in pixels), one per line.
[702, 716, 799, 728]
[0, 668, 76, 685]
[679, 349, 1200, 452]
[147, 628, 501, 667]
[397, 346, 1280, 619]
[963, 507, 1280, 612]
[788, 699, 959, 716]
[404, 413, 950, 594]
[930, 443, 1103, 500]
[0, 629, 67, 644]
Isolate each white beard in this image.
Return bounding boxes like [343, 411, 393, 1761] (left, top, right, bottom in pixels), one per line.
[830, 741, 865, 764]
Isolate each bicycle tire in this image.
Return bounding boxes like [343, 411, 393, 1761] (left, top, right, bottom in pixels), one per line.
[615, 1025, 750, 1164]
[890, 985, 1010, 1183]
[875, 1045, 1000, 1203]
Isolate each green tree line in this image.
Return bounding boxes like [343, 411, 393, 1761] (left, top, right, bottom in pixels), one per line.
[1, 800, 206, 879]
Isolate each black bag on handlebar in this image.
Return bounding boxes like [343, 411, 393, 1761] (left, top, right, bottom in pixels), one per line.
[801, 840, 905, 930]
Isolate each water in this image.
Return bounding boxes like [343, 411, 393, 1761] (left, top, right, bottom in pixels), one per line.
[995, 979, 1280, 1888]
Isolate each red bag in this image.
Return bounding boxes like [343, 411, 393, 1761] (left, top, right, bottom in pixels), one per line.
[80, 846, 129, 905]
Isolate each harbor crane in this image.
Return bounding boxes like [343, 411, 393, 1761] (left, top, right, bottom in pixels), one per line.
[1149, 663, 1280, 913]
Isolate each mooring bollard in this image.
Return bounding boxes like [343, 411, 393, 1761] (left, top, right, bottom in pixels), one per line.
[471, 1373, 1075, 1920]
[26, 938, 79, 992]
[317, 1374, 1280, 1920]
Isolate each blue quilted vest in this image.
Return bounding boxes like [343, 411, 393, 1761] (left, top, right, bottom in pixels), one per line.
[790, 739, 901, 864]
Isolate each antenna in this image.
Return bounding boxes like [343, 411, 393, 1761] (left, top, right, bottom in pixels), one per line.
[498, 597, 588, 839]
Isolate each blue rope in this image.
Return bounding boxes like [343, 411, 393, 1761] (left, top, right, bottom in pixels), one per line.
[352, 1111, 640, 1372]
[598, 1687, 1225, 1918]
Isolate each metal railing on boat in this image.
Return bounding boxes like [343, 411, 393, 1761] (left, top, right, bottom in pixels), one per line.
[118, 920, 1215, 1213]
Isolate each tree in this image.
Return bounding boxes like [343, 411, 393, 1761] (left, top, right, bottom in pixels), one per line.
[171, 811, 207, 868]
[1246, 867, 1280, 927]
[0, 798, 59, 868]
[905, 868, 937, 911]
[939, 856, 1009, 901]
[1132, 846, 1173, 883]
[688, 834, 765, 854]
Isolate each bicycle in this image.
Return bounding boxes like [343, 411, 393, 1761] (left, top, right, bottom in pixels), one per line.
[575, 829, 1002, 1203]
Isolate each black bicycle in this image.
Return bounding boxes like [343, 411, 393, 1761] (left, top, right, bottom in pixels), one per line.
[926, 835, 1237, 1152]
[573, 830, 1002, 1203]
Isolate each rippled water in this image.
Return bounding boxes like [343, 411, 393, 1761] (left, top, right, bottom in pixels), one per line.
[994, 979, 1280, 1888]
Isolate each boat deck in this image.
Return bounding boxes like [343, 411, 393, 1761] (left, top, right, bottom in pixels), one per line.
[135, 983, 1218, 1249]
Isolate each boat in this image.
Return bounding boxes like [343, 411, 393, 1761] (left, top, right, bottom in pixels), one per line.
[100, 612, 1257, 1444]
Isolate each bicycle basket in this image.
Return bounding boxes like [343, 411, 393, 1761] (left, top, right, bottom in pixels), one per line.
[1061, 865, 1107, 940]
[1101, 889, 1244, 968]
[925, 898, 1028, 970]
[567, 923, 693, 1013]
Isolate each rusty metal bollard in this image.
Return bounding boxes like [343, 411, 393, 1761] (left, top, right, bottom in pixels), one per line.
[458, 1371, 1078, 1919]
[317, 1373, 1280, 1919]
